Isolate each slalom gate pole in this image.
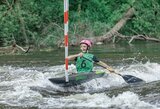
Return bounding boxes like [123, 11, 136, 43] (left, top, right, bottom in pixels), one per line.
[64, 0, 69, 82]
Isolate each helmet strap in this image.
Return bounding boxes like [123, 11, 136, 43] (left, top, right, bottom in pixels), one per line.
[80, 43, 89, 53]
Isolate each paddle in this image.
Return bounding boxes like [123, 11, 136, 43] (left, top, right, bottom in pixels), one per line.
[108, 71, 144, 84]
[82, 56, 144, 84]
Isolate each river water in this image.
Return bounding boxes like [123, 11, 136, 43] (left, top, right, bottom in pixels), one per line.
[0, 42, 160, 109]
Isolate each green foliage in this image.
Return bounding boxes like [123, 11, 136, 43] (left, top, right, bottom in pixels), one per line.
[0, 0, 160, 47]
[121, 0, 160, 37]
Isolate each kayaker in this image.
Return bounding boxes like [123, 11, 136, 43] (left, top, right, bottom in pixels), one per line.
[67, 39, 114, 73]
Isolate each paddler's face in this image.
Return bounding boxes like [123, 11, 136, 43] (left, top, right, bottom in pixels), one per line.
[80, 44, 88, 53]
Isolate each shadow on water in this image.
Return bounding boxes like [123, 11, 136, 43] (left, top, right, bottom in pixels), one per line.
[104, 80, 160, 97]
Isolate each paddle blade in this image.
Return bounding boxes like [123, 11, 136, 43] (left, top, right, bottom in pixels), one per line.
[121, 75, 144, 84]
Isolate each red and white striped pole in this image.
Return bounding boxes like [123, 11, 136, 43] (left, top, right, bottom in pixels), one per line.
[64, 0, 69, 82]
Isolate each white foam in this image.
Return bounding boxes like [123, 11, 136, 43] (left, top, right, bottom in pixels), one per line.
[119, 62, 160, 83]
[39, 91, 158, 109]
[0, 63, 160, 108]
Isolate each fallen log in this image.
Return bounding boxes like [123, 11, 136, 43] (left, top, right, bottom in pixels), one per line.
[10, 41, 30, 53]
[93, 7, 135, 43]
[114, 32, 160, 43]
[129, 35, 160, 43]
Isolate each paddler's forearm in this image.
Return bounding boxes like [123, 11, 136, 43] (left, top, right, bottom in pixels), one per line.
[97, 61, 114, 72]
[67, 53, 83, 61]
[67, 54, 79, 61]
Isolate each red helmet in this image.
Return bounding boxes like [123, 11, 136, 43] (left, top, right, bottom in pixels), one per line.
[80, 39, 93, 47]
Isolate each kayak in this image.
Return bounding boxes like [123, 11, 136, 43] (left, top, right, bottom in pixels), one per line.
[49, 71, 106, 86]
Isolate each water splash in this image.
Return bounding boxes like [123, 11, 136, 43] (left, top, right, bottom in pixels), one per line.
[0, 62, 160, 108]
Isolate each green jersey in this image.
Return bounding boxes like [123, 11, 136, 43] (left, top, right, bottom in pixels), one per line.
[75, 53, 96, 73]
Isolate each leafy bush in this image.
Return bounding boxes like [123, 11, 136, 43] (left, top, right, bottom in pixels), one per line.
[0, 0, 159, 47]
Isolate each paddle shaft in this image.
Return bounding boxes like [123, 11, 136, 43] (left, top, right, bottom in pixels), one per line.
[82, 56, 144, 83]
[82, 56, 115, 73]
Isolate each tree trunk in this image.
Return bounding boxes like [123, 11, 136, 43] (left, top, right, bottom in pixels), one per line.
[16, 0, 29, 45]
[93, 7, 135, 43]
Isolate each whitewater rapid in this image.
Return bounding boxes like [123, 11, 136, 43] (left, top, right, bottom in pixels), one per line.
[0, 62, 160, 109]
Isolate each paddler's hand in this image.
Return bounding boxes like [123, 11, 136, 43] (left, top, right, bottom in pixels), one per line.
[77, 52, 83, 57]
